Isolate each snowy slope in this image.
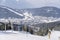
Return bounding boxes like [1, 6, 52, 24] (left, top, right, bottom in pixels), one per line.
[0, 30, 60, 40]
[0, 6, 24, 18]
[1, 7, 23, 16]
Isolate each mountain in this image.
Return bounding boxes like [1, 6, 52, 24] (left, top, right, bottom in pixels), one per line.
[0, 6, 60, 24]
[0, 6, 24, 18]
[24, 6, 60, 18]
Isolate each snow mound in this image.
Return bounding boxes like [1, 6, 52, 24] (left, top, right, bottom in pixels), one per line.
[0, 30, 60, 40]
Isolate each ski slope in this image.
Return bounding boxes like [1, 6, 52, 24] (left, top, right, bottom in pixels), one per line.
[1, 6, 23, 16]
[0, 30, 60, 40]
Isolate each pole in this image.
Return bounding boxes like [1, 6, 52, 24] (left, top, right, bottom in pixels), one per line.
[11, 22, 13, 32]
[48, 29, 51, 40]
[5, 23, 6, 32]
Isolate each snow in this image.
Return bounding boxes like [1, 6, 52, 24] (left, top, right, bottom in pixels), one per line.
[0, 30, 60, 40]
[50, 31, 60, 40]
[23, 12, 34, 20]
[1, 7, 23, 16]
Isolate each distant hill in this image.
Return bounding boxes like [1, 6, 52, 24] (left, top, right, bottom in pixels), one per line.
[0, 6, 24, 18]
[22, 6, 60, 18]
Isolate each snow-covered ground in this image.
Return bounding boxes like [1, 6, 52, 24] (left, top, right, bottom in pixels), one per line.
[0, 30, 60, 40]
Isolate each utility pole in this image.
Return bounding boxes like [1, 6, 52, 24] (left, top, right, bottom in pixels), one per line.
[11, 21, 14, 32]
[5, 23, 6, 32]
[4, 19, 8, 32]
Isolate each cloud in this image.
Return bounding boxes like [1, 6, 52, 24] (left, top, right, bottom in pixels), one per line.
[0, 0, 5, 4]
[26, 0, 60, 8]
[1, 0, 33, 9]
[16, 0, 20, 2]
[0, 0, 60, 9]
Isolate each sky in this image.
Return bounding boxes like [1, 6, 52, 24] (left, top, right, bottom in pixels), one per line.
[0, 0, 60, 9]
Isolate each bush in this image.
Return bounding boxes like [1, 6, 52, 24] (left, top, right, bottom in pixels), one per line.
[36, 28, 48, 36]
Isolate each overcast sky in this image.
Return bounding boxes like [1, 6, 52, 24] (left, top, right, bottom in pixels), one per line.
[0, 0, 60, 9]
